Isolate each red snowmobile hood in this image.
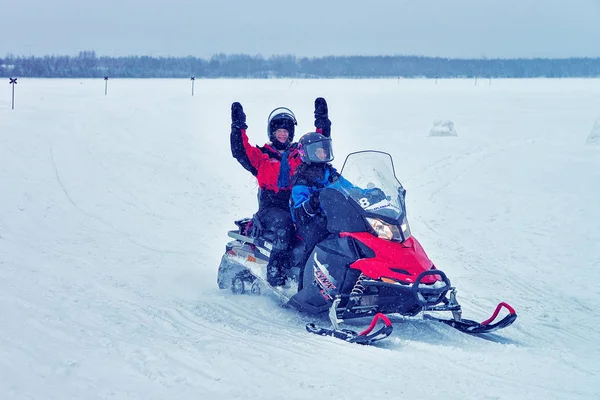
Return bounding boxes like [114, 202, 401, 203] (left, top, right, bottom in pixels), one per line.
[340, 232, 438, 284]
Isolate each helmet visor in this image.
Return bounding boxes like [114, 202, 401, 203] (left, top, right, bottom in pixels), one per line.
[303, 139, 334, 163]
[267, 107, 297, 125]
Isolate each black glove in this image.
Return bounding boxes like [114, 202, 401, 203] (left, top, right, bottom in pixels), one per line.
[314, 97, 328, 119]
[305, 191, 321, 214]
[231, 102, 248, 129]
[314, 97, 331, 132]
[249, 213, 263, 238]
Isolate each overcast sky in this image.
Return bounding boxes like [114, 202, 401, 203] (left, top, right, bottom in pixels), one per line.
[2, 0, 600, 59]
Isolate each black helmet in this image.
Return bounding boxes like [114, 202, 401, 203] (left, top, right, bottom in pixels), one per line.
[267, 107, 297, 143]
[297, 132, 334, 164]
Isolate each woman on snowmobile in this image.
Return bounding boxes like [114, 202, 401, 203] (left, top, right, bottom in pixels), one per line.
[230, 98, 331, 287]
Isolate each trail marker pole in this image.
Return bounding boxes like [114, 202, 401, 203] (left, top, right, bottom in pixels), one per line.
[9, 78, 17, 109]
[104, 76, 109, 95]
[191, 76, 195, 96]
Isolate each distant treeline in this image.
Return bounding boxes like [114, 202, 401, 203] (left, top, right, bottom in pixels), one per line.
[2, 51, 600, 78]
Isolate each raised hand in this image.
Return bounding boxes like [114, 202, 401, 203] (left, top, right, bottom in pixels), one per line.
[314, 97, 328, 119]
[314, 97, 331, 132]
[231, 102, 248, 129]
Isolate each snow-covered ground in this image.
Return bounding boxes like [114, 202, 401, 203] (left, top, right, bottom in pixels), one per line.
[1, 78, 599, 399]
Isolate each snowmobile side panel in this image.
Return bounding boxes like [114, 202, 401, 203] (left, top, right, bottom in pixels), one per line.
[293, 236, 362, 307]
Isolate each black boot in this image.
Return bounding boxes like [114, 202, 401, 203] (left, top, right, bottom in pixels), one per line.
[266, 252, 288, 287]
[267, 266, 286, 287]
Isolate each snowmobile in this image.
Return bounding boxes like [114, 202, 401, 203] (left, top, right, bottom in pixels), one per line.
[218, 150, 517, 344]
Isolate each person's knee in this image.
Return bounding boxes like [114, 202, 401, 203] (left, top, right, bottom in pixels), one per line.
[272, 228, 292, 250]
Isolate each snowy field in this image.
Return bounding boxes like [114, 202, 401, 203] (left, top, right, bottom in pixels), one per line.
[1, 78, 600, 399]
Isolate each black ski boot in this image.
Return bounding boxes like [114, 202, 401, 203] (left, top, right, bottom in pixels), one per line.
[266, 252, 288, 287]
[267, 264, 286, 287]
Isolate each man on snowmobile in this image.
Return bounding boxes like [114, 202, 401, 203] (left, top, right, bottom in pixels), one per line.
[230, 98, 331, 286]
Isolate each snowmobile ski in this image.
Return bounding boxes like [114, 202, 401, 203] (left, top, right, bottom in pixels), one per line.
[425, 302, 517, 334]
[306, 313, 393, 345]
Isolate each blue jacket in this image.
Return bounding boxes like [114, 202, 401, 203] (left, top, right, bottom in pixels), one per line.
[291, 163, 353, 222]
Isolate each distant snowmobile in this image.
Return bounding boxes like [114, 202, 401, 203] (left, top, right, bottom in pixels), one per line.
[218, 151, 517, 344]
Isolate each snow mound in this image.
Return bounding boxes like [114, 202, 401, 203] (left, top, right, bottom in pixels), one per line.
[429, 120, 458, 137]
[586, 119, 600, 145]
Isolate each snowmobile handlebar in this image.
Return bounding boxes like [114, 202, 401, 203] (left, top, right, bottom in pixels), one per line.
[411, 269, 452, 306]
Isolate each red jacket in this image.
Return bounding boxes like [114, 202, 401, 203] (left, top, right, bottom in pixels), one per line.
[231, 128, 305, 209]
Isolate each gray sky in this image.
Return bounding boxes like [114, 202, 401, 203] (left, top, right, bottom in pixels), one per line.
[2, 0, 600, 58]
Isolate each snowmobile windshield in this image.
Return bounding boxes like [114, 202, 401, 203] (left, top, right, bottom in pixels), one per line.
[330, 151, 408, 225]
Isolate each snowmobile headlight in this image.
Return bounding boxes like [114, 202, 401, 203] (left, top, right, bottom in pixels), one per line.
[366, 218, 402, 241]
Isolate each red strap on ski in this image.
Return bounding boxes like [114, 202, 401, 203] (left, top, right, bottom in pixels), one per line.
[480, 302, 516, 326]
[359, 313, 392, 336]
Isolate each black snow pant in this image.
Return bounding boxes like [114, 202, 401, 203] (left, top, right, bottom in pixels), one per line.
[294, 214, 330, 277]
[255, 206, 295, 286]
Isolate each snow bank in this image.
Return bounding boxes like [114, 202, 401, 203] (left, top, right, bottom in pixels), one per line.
[429, 120, 458, 137]
[586, 118, 600, 145]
